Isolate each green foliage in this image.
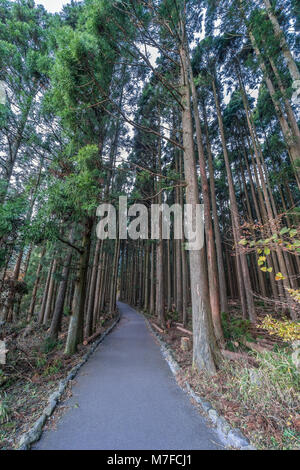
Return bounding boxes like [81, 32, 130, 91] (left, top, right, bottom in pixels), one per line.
[64, 306, 72, 317]
[36, 355, 47, 369]
[239, 349, 299, 400]
[0, 193, 27, 238]
[221, 312, 253, 349]
[41, 337, 57, 354]
[43, 359, 63, 377]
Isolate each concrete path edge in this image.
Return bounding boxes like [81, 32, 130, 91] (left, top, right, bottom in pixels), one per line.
[17, 314, 121, 450]
[141, 312, 256, 451]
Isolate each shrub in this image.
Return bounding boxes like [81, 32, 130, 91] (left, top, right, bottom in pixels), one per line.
[221, 349, 300, 449]
[260, 315, 300, 343]
[42, 337, 57, 354]
[221, 312, 253, 349]
[43, 359, 63, 377]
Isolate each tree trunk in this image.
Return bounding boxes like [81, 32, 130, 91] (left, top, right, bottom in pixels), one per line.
[155, 120, 165, 326]
[180, 38, 221, 373]
[38, 258, 54, 324]
[262, 0, 300, 83]
[43, 258, 58, 325]
[64, 220, 92, 355]
[247, 31, 300, 185]
[268, 55, 300, 152]
[109, 239, 121, 314]
[48, 243, 73, 340]
[212, 77, 256, 322]
[28, 246, 46, 321]
[85, 239, 101, 337]
[175, 154, 183, 318]
[202, 101, 228, 315]
[188, 58, 224, 344]
[149, 243, 155, 315]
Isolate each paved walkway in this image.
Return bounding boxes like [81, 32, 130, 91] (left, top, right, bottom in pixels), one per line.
[34, 302, 223, 450]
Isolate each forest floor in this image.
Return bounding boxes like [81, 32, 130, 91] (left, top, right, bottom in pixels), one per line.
[145, 302, 300, 451]
[0, 315, 116, 450]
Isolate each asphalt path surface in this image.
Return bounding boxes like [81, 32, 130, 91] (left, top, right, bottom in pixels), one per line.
[34, 302, 223, 450]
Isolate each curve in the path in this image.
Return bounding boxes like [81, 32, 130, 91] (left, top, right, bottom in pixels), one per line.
[34, 302, 223, 450]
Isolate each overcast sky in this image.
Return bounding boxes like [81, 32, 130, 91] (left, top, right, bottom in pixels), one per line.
[37, 0, 71, 13]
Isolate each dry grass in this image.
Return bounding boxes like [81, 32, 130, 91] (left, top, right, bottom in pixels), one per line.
[161, 311, 300, 450]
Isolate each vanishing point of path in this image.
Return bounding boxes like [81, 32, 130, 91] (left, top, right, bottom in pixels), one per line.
[34, 302, 223, 450]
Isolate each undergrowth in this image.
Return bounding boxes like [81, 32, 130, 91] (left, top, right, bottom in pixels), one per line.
[221, 312, 253, 350]
[220, 350, 300, 449]
[165, 308, 300, 450]
[185, 345, 300, 450]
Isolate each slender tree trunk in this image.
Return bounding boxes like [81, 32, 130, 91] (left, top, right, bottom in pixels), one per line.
[23, 244, 33, 279]
[38, 258, 54, 324]
[0, 88, 38, 205]
[165, 239, 171, 313]
[188, 59, 224, 343]
[149, 243, 155, 315]
[155, 118, 165, 326]
[262, 0, 300, 84]
[180, 37, 220, 373]
[3, 249, 24, 322]
[175, 155, 183, 318]
[93, 243, 104, 329]
[202, 102, 228, 314]
[238, 154, 268, 297]
[268, 56, 300, 149]
[99, 251, 108, 316]
[144, 243, 150, 311]
[28, 246, 46, 321]
[65, 219, 92, 355]
[247, 32, 300, 185]
[43, 258, 58, 325]
[85, 239, 101, 337]
[180, 169, 188, 326]
[239, 73, 293, 294]
[48, 242, 73, 340]
[212, 77, 256, 322]
[109, 238, 121, 314]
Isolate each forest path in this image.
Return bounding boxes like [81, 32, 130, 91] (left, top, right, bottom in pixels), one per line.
[34, 302, 223, 450]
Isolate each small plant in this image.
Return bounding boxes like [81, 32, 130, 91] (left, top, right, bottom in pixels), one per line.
[221, 313, 253, 349]
[36, 355, 47, 369]
[0, 395, 10, 424]
[17, 319, 28, 330]
[56, 340, 64, 350]
[43, 359, 63, 377]
[282, 428, 300, 450]
[42, 337, 57, 354]
[169, 309, 179, 322]
[63, 306, 71, 317]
